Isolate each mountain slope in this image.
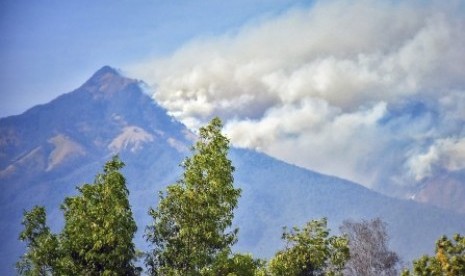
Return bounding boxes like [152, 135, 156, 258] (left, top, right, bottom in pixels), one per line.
[0, 66, 191, 274]
[1, 66, 464, 274]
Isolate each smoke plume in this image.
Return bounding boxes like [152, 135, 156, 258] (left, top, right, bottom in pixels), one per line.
[130, 0, 465, 194]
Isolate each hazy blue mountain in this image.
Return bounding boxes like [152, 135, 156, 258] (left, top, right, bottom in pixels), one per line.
[1, 66, 464, 275]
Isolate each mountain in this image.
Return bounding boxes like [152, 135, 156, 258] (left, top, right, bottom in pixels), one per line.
[1, 66, 464, 274]
[0, 66, 190, 274]
[413, 172, 465, 213]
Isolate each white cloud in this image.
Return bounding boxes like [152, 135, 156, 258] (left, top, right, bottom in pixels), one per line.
[129, 0, 465, 192]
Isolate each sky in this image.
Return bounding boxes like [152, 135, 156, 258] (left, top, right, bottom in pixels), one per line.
[1, 0, 307, 117]
[2, 0, 465, 197]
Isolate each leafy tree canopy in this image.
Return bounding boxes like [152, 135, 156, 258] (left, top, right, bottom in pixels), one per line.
[16, 206, 59, 275]
[146, 117, 241, 275]
[268, 218, 349, 276]
[17, 156, 140, 275]
[403, 234, 465, 276]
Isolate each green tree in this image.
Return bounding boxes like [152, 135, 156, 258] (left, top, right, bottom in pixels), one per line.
[16, 206, 59, 275]
[146, 117, 241, 275]
[402, 234, 465, 276]
[268, 218, 349, 276]
[208, 251, 265, 276]
[17, 156, 140, 275]
[340, 218, 400, 276]
[60, 155, 139, 275]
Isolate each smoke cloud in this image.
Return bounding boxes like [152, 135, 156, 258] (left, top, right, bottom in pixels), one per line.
[130, 0, 465, 194]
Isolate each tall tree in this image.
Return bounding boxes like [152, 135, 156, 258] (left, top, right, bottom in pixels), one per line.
[17, 156, 139, 275]
[402, 234, 465, 276]
[59, 155, 139, 275]
[146, 117, 241, 275]
[268, 218, 349, 276]
[340, 218, 400, 276]
[16, 206, 59, 275]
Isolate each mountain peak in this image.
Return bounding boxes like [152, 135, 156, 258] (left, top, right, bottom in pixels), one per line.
[93, 65, 120, 78]
[81, 66, 134, 96]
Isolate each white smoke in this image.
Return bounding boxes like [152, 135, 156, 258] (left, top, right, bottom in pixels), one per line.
[408, 138, 465, 181]
[130, 0, 465, 192]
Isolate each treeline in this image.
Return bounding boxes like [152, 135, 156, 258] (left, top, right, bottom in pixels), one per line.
[17, 118, 465, 275]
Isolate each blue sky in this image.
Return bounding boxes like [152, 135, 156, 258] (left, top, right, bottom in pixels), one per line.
[1, 0, 310, 117]
[1, 0, 465, 197]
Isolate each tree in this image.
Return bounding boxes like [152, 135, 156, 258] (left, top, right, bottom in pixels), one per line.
[17, 156, 140, 275]
[208, 251, 265, 276]
[146, 117, 241, 275]
[340, 218, 400, 276]
[402, 234, 465, 276]
[268, 218, 349, 276]
[16, 206, 59, 275]
[60, 155, 139, 275]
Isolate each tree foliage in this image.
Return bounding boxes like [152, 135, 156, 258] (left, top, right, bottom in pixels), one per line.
[146, 117, 241, 275]
[268, 218, 349, 276]
[402, 234, 465, 276]
[208, 251, 265, 276]
[16, 156, 139, 275]
[340, 218, 400, 276]
[60, 155, 139, 275]
[16, 206, 59, 275]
